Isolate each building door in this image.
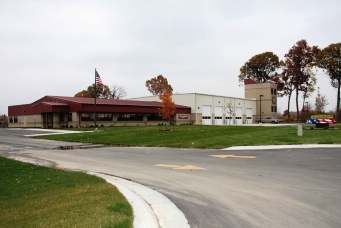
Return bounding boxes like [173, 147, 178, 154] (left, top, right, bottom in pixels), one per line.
[246, 108, 253, 124]
[43, 113, 53, 128]
[202, 105, 212, 125]
[235, 107, 242, 125]
[214, 106, 223, 125]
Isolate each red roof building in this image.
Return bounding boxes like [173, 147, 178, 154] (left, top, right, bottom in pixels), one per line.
[8, 96, 191, 128]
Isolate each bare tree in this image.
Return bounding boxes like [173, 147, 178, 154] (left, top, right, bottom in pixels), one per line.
[315, 95, 329, 113]
[278, 69, 295, 119]
[224, 101, 234, 126]
[110, 85, 127, 100]
[0, 113, 8, 127]
[301, 70, 316, 109]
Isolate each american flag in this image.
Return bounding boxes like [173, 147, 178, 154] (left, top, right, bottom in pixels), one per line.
[95, 70, 105, 92]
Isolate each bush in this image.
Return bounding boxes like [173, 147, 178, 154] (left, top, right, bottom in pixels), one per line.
[70, 125, 73, 128]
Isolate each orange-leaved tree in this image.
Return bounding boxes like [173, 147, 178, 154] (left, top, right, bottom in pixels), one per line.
[74, 90, 90, 97]
[75, 84, 110, 98]
[145, 75, 173, 96]
[159, 91, 176, 128]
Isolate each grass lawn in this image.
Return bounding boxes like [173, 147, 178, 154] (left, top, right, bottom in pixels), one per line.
[35, 125, 341, 149]
[0, 156, 133, 228]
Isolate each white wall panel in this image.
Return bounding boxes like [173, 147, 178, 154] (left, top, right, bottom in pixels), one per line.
[235, 107, 242, 125]
[214, 106, 223, 125]
[202, 105, 212, 125]
[246, 108, 253, 124]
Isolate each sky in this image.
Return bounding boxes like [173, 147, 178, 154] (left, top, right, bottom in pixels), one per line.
[1, 0, 340, 115]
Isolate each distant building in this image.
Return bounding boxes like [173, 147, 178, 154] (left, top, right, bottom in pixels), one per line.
[132, 93, 255, 125]
[8, 80, 278, 128]
[133, 79, 278, 125]
[244, 79, 278, 120]
[8, 96, 190, 128]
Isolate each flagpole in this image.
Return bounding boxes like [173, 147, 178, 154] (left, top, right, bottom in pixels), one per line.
[94, 68, 97, 127]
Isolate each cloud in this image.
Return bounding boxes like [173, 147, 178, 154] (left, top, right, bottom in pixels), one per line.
[1, 0, 340, 115]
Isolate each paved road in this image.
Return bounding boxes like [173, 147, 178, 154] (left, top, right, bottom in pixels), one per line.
[1, 129, 341, 227]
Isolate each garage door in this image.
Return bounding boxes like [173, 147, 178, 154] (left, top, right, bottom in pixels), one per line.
[246, 108, 253, 124]
[202, 105, 212, 125]
[235, 107, 242, 125]
[214, 106, 223, 125]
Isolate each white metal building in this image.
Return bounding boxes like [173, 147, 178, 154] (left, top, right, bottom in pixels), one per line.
[132, 93, 257, 125]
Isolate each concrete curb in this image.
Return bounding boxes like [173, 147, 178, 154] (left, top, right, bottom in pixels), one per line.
[90, 172, 190, 228]
[21, 128, 94, 137]
[222, 144, 341, 150]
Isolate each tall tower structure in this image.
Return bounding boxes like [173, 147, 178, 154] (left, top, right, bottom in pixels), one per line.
[244, 79, 278, 119]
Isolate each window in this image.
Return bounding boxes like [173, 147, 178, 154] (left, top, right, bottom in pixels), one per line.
[14, 117, 18, 123]
[215, 116, 222, 119]
[147, 114, 163, 121]
[81, 113, 113, 121]
[97, 113, 113, 121]
[202, 116, 211, 119]
[68, 113, 72, 121]
[271, 106, 277, 113]
[81, 113, 93, 121]
[9, 117, 13, 123]
[59, 113, 65, 122]
[271, 88, 277, 95]
[118, 114, 143, 121]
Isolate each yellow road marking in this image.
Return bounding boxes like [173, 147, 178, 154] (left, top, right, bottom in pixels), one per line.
[155, 164, 206, 170]
[210, 155, 256, 159]
[173, 165, 206, 170]
[155, 164, 181, 168]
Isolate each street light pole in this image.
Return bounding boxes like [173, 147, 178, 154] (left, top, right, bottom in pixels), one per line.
[305, 102, 309, 122]
[260, 95, 263, 124]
